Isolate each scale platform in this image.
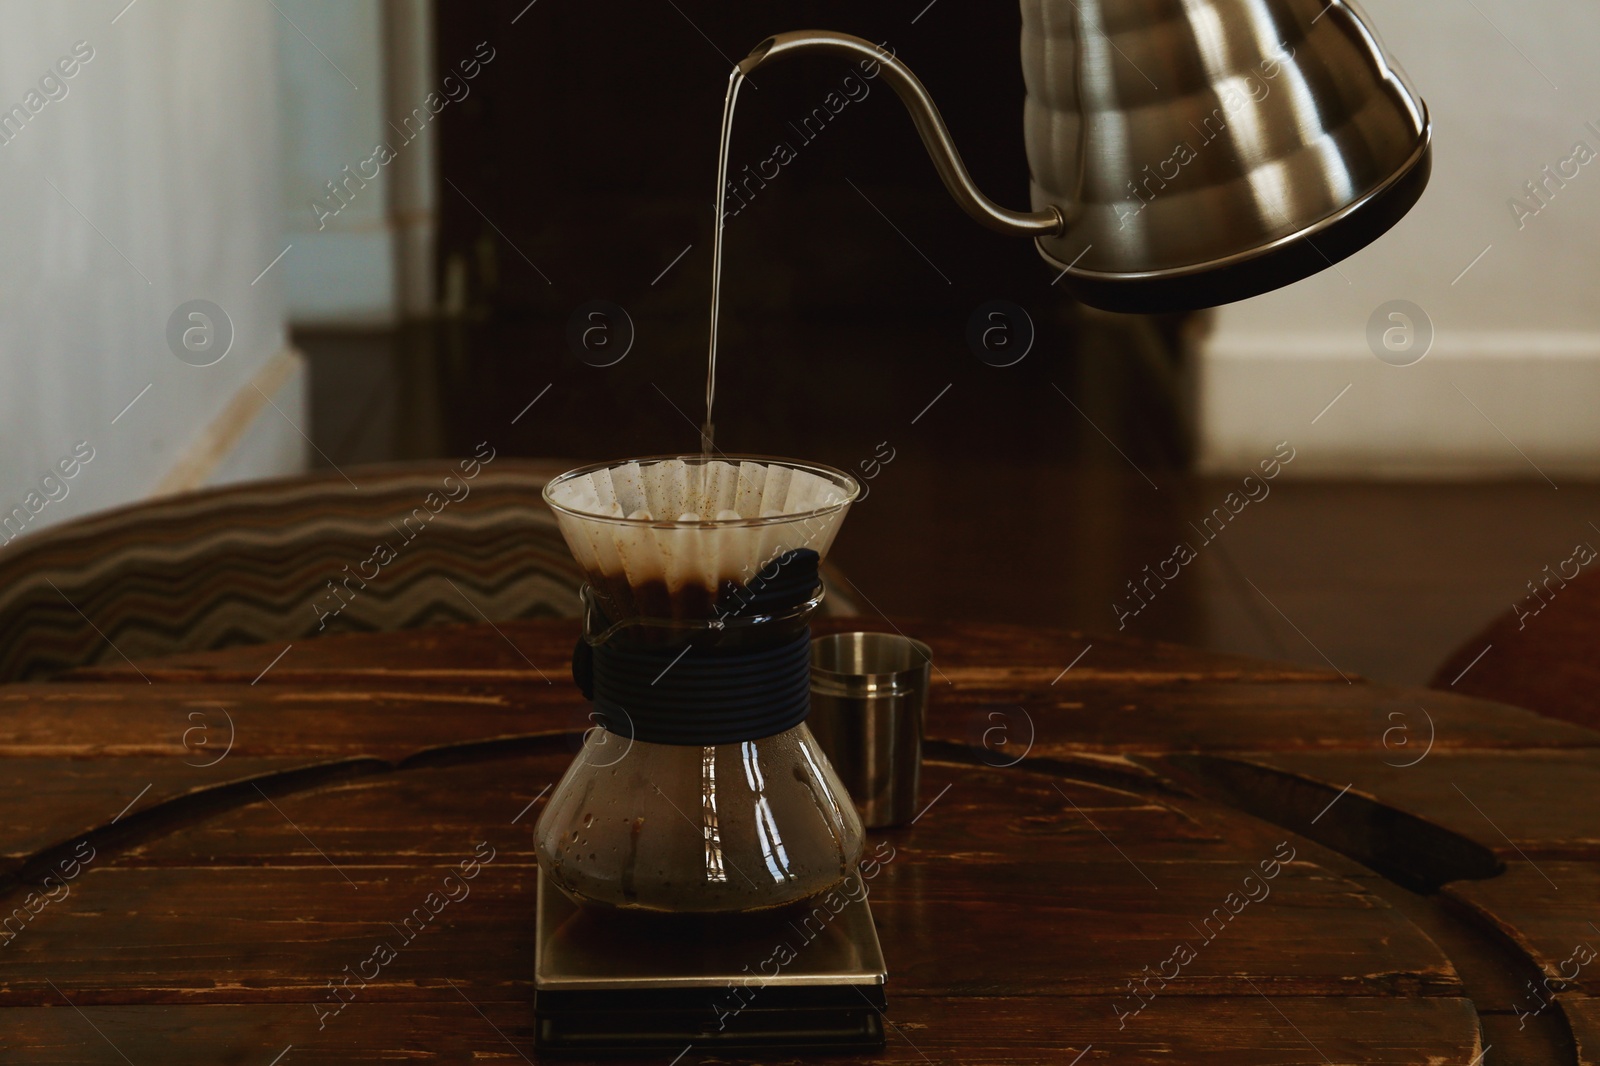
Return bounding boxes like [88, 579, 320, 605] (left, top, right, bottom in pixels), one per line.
[534, 871, 888, 1055]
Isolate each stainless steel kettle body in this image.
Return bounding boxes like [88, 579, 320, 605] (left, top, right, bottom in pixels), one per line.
[741, 0, 1430, 312]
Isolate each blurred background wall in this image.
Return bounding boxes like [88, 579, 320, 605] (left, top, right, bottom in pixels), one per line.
[269, 0, 1600, 477]
[264, 0, 1600, 686]
[276, 0, 394, 326]
[275, 0, 435, 326]
[6, 0, 1599, 552]
[1200, 0, 1600, 476]
[0, 0, 299, 538]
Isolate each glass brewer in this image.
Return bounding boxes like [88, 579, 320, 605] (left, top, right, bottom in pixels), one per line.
[535, 455, 865, 914]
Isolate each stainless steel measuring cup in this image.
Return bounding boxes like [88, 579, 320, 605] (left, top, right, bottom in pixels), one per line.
[808, 632, 932, 828]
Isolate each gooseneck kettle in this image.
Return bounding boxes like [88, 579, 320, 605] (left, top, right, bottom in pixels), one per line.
[740, 0, 1430, 312]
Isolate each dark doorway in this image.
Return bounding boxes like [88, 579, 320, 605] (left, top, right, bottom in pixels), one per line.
[430, 0, 1193, 469]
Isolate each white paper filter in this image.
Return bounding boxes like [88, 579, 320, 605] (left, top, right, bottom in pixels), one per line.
[545, 458, 856, 617]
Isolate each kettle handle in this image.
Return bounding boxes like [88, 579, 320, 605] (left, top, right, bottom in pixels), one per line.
[739, 31, 1066, 238]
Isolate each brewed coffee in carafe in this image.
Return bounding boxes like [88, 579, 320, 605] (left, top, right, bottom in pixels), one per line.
[537, 455, 864, 914]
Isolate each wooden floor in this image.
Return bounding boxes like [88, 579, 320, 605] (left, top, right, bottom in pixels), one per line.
[823, 465, 1600, 687]
[301, 325, 1599, 688]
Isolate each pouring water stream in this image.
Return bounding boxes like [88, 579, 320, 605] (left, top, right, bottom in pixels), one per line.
[701, 67, 747, 458]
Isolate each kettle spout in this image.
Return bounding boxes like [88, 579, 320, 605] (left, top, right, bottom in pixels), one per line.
[738, 30, 1064, 239]
[737, 37, 777, 79]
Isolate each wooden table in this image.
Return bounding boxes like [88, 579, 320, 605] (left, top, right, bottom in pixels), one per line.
[3, 617, 1597, 1064]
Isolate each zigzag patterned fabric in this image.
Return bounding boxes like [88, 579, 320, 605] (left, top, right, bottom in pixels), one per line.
[0, 459, 858, 682]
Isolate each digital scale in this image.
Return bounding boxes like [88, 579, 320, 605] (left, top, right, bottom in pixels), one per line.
[533, 871, 888, 1055]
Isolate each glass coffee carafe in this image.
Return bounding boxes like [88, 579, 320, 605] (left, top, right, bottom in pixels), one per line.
[536, 455, 865, 914]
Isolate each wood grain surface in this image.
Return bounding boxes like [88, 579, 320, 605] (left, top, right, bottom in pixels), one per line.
[4, 616, 1596, 1064]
